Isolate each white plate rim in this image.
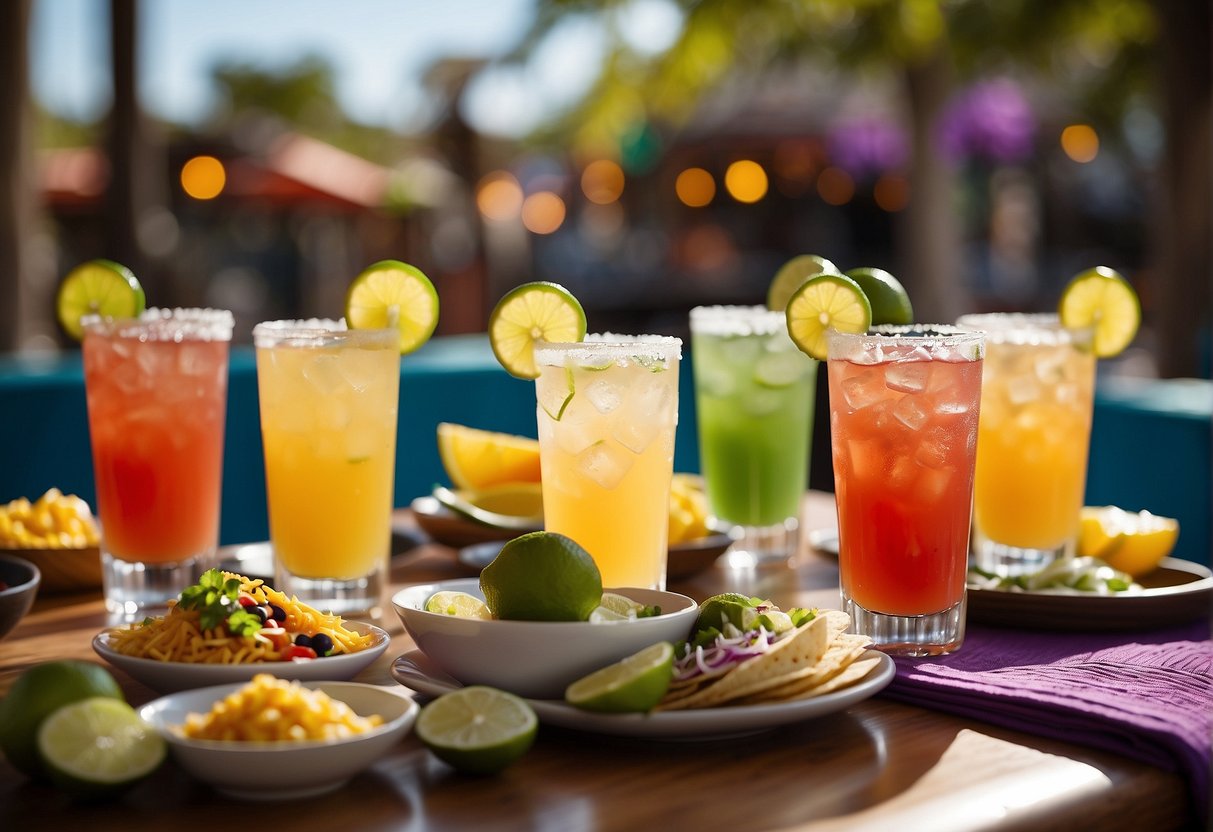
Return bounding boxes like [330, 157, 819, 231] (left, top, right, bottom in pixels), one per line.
[390, 648, 894, 739]
[93, 621, 391, 693]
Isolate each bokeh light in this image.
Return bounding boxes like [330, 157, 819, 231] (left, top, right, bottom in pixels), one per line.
[724, 160, 768, 204]
[675, 167, 715, 207]
[873, 174, 910, 212]
[1060, 124, 1099, 163]
[521, 191, 566, 234]
[581, 159, 625, 204]
[817, 166, 855, 206]
[180, 155, 225, 200]
[476, 171, 524, 221]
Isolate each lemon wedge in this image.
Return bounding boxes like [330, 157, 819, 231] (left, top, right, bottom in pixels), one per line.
[1078, 506, 1179, 578]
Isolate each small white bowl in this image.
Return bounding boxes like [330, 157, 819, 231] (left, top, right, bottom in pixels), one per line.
[392, 578, 698, 699]
[94, 622, 390, 693]
[139, 681, 418, 801]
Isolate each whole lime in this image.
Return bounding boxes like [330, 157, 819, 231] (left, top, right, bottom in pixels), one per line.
[844, 267, 914, 326]
[480, 531, 603, 621]
[0, 660, 124, 779]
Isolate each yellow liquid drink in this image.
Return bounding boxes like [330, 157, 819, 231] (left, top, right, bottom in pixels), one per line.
[254, 321, 400, 615]
[533, 336, 682, 589]
[957, 314, 1095, 576]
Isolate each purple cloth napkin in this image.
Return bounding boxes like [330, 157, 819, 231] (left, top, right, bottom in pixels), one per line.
[882, 620, 1213, 821]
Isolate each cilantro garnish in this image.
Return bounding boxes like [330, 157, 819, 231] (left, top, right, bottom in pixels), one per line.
[178, 568, 263, 635]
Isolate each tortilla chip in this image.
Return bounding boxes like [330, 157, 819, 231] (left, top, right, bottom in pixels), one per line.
[823, 609, 852, 637]
[655, 616, 831, 711]
[739, 638, 871, 704]
[781, 651, 883, 700]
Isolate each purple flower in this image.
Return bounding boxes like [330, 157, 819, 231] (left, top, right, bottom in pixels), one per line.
[826, 117, 909, 179]
[939, 78, 1036, 164]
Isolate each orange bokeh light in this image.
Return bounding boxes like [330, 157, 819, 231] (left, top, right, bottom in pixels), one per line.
[476, 171, 524, 222]
[817, 166, 855, 206]
[873, 175, 910, 212]
[180, 155, 226, 200]
[675, 168, 715, 207]
[724, 160, 768, 204]
[522, 191, 566, 234]
[581, 159, 625, 205]
[1060, 124, 1099, 163]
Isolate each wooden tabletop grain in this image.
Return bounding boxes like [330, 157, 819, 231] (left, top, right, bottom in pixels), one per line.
[0, 493, 1199, 831]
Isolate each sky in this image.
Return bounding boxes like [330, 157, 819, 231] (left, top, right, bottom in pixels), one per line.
[29, 0, 681, 138]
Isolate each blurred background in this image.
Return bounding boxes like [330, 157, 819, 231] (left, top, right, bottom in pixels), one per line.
[1, 0, 1209, 377]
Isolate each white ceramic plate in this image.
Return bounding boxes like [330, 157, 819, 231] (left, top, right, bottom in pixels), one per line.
[140, 681, 417, 801]
[93, 621, 391, 693]
[391, 648, 894, 741]
[807, 528, 839, 558]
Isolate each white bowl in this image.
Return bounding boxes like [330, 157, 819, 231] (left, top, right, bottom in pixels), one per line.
[392, 578, 698, 699]
[94, 622, 390, 693]
[139, 681, 418, 801]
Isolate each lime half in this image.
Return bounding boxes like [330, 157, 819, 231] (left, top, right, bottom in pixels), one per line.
[345, 259, 440, 354]
[565, 642, 674, 713]
[844, 267, 913, 326]
[415, 686, 537, 775]
[1058, 266, 1140, 357]
[37, 697, 165, 798]
[425, 590, 492, 619]
[56, 260, 145, 341]
[489, 282, 587, 379]
[767, 254, 839, 312]
[785, 273, 873, 360]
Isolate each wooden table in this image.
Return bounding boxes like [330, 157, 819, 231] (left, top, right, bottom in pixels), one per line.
[0, 493, 1198, 831]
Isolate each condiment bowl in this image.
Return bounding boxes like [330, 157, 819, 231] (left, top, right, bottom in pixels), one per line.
[0, 554, 40, 640]
[392, 578, 698, 699]
[139, 681, 418, 801]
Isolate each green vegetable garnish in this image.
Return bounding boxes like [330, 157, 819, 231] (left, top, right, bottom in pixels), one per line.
[177, 568, 263, 634]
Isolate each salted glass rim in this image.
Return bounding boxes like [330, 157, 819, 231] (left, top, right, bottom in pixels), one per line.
[80, 307, 234, 342]
[533, 334, 682, 365]
[826, 324, 984, 363]
[690, 305, 787, 337]
[955, 312, 1092, 347]
[252, 319, 398, 349]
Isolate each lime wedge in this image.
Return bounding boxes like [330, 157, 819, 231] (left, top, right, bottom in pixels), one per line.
[345, 259, 440, 354]
[767, 254, 839, 312]
[1058, 266, 1140, 357]
[56, 260, 145, 341]
[489, 282, 587, 379]
[415, 686, 537, 774]
[37, 697, 165, 797]
[785, 273, 873, 360]
[565, 642, 674, 713]
[425, 590, 492, 619]
[844, 267, 913, 326]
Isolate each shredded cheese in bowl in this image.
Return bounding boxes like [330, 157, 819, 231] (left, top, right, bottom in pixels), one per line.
[179, 674, 384, 742]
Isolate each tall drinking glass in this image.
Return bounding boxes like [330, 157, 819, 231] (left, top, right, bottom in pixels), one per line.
[826, 325, 984, 656]
[82, 308, 235, 620]
[253, 320, 400, 617]
[956, 313, 1095, 576]
[533, 335, 682, 590]
[690, 306, 817, 563]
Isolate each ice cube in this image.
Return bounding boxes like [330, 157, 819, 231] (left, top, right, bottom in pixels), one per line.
[695, 362, 738, 399]
[1033, 351, 1067, 384]
[741, 388, 782, 417]
[889, 455, 917, 489]
[336, 348, 384, 393]
[303, 354, 345, 394]
[576, 440, 634, 490]
[846, 439, 884, 479]
[915, 427, 952, 469]
[585, 378, 623, 414]
[916, 466, 953, 503]
[176, 343, 212, 378]
[536, 369, 575, 422]
[555, 417, 600, 456]
[315, 397, 350, 432]
[841, 369, 887, 410]
[612, 378, 676, 452]
[933, 389, 971, 415]
[1006, 375, 1041, 405]
[886, 363, 930, 393]
[893, 395, 929, 431]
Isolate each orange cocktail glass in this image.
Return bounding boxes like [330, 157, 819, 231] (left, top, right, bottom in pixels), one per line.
[82, 308, 234, 619]
[826, 325, 984, 656]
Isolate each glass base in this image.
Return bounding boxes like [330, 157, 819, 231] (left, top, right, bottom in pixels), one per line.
[274, 562, 385, 619]
[103, 550, 212, 622]
[972, 536, 1071, 578]
[842, 592, 966, 657]
[719, 518, 800, 568]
